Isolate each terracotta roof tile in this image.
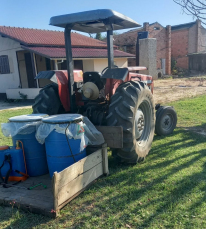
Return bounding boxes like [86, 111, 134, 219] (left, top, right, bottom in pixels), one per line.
[0, 26, 107, 48]
[21, 46, 135, 59]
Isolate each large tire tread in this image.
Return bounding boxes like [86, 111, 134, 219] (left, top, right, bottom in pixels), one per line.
[32, 84, 63, 115]
[107, 81, 155, 163]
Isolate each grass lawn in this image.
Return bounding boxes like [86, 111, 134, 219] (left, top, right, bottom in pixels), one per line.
[0, 96, 206, 228]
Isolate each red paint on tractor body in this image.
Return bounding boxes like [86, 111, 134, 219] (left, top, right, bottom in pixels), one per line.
[54, 70, 83, 112]
[105, 71, 154, 98]
[55, 68, 153, 111]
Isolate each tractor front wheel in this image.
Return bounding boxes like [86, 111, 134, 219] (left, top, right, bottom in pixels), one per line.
[106, 81, 155, 163]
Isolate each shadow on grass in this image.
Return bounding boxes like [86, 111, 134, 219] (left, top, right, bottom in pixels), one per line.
[1, 128, 206, 228]
[58, 128, 206, 228]
[0, 205, 51, 229]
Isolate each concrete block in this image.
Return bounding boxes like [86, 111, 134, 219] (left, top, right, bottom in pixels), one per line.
[139, 38, 158, 79]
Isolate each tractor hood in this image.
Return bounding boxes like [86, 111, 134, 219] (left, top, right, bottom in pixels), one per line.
[35, 70, 83, 84]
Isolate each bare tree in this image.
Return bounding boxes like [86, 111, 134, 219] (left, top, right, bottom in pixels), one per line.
[173, 0, 206, 25]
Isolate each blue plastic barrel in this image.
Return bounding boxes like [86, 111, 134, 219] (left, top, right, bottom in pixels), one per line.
[42, 114, 87, 177]
[0, 146, 26, 179]
[10, 114, 49, 177]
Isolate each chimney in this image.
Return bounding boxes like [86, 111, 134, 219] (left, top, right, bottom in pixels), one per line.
[143, 22, 149, 31]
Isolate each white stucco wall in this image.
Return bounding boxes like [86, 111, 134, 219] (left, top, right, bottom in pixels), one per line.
[82, 58, 128, 73]
[94, 58, 128, 72]
[0, 36, 23, 93]
[6, 88, 41, 99]
[82, 59, 95, 72]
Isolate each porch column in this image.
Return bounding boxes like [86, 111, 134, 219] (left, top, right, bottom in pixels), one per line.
[54, 60, 58, 70]
[30, 52, 39, 88]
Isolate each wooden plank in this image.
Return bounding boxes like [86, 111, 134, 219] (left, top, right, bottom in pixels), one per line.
[57, 149, 102, 189]
[95, 126, 123, 148]
[57, 181, 95, 211]
[102, 143, 109, 176]
[53, 172, 59, 211]
[57, 162, 103, 207]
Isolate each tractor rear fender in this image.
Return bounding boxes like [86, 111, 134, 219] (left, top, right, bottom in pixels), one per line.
[130, 73, 154, 93]
[35, 70, 83, 112]
[104, 72, 154, 98]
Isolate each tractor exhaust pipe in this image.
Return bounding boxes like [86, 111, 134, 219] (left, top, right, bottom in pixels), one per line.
[107, 30, 114, 69]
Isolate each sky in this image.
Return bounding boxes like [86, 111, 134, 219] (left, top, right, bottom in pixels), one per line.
[0, 0, 196, 35]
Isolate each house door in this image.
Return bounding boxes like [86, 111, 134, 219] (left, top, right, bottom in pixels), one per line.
[24, 53, 36, 88]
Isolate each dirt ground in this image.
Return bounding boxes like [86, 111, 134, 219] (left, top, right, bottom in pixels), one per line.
[153, 76, 206, 104]
[1, 77, 206, 111]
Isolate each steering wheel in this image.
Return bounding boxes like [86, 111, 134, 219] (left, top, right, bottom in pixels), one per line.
[101, 65, 118, 75]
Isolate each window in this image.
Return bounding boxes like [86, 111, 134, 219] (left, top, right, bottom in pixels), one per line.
[123, 46, 127, 52]
[0, 55, 10, 74]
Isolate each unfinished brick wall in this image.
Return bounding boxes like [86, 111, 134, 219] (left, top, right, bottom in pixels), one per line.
[198, 25, 206, 53]
[171, 29, 189, 69]
[149, 24, 168, 70]
[172, 20, 206, 70]
[113, 22, 171, 75]
[188, 21, 206, 54]
[188, 23, 197, 54]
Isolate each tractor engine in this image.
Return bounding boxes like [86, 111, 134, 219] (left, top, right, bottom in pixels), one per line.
[80, 72, 107, 126]
[34, 69, 154, 126]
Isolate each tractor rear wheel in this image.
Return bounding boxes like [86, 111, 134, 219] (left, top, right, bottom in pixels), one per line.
[32, 84, 63, 115]
[106, 81, 155, 163]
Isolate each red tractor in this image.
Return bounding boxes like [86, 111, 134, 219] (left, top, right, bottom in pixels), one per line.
[33, 9, 177, 163]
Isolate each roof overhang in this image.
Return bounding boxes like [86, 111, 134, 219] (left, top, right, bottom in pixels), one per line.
[21, 45, 135, 59]
[50, 9, 141, 33]
[188, 52, 206, 56]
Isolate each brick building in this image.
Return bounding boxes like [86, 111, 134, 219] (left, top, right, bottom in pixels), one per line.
[113, 22, 171, 75]
[171, 20, 206, 70]
[113, 19, 206, 75]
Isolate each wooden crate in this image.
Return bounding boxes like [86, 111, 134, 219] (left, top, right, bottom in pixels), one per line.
[0, 126, 122, 217]
[0, 143, 108, 217]
[53, 143, 108, 216]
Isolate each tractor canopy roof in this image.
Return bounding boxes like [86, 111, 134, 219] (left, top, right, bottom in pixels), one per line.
[50, 9, 141, 33]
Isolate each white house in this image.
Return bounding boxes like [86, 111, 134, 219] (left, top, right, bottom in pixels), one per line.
[0, 26, 135, 100]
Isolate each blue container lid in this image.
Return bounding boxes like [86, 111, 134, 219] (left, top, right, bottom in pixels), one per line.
[9, 114, 48, 122]
[42, 114, 83, 124]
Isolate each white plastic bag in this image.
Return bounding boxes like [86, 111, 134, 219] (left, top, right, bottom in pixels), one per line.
[83, 117, 105, 145]
[36, 117, 105, 151]
[1, 121, 40, 137]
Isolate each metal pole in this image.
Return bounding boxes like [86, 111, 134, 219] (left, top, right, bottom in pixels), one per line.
[64, 25, 76, 112]
[136, 34, 140, 67]
[107, 30, 114, 69]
